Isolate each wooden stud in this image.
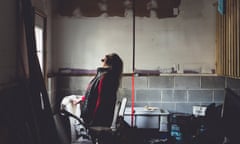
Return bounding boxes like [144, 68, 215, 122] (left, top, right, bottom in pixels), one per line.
[223, 13, 226, 75]
[233, 0, 237, 77]
[231, 0, 232, 76]
[236, 0, 240, 78]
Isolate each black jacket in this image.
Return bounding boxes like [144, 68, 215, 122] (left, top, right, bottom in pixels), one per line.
[81, 67, 117, 127]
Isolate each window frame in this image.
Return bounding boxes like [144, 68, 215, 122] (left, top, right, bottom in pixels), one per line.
[34, 8, 47, 84]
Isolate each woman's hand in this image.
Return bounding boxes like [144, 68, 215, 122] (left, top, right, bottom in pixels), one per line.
[72, 96, 85, 105]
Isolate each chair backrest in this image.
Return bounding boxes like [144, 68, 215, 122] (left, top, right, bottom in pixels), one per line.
[111, 97, 127, 129]
[119, 97, 127, 117]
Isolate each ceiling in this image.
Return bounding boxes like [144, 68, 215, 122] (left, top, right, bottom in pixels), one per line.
[57, 0, 181, 18]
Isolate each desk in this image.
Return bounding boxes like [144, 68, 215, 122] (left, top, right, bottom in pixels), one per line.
[124, 107, 170, 132]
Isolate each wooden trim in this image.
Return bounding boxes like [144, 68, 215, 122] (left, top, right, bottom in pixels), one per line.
[47, 72, 137, 77]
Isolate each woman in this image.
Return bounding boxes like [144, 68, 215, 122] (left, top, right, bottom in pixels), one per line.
[75, 53, 123, 127]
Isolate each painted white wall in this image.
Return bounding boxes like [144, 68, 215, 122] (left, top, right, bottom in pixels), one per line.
[52, 17, 133, 73]
[135, 0, 216, 73]
[0, 0, 17, 85]
[52, 0, 216, 73]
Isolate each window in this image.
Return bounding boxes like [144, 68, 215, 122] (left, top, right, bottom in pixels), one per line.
[34, 9, 47, 109]
[35, 26, 44, 72]
[34, 8, 47, 83]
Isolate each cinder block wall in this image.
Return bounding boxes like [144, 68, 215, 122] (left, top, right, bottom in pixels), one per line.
[119, 76, 227, 113]
[48, 75, 240, 114]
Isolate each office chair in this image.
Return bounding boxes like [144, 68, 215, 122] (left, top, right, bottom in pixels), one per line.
[88, 97, 127, 144]
[60, 97, 128, 144]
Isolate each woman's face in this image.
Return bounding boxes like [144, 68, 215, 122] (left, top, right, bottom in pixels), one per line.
[101, 55, 109, 67]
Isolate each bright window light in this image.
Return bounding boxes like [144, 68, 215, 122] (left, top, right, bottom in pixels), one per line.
[34, 26, 44, 73]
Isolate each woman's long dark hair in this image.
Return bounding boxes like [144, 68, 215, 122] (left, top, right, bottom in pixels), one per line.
[105, 53, 123, 89]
